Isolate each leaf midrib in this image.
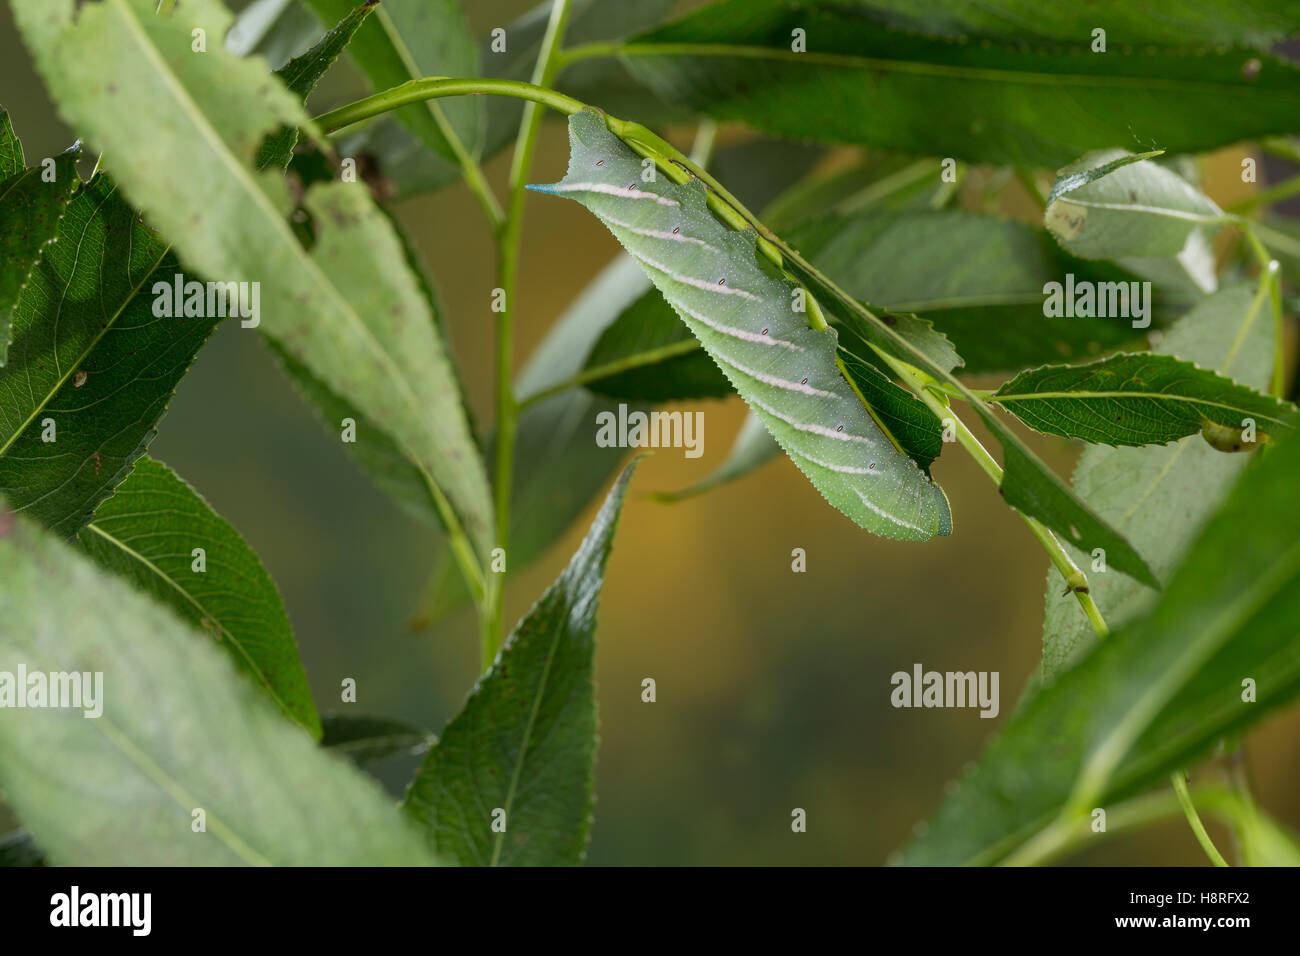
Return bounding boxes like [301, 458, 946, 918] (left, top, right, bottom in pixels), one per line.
[489, 605, 567, 867]
[1052, 195, 1225, 224]
[82, 519, 296, 722]
[0, 183, 165, 458]
[994, 388, 1293, 426]
[615, 42, 1300, 97]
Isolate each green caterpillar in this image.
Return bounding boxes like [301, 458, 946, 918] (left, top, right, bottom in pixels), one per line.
[532, 112, 951, 541]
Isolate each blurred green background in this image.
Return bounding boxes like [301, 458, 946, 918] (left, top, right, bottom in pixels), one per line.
[2, 0, 1297, 865]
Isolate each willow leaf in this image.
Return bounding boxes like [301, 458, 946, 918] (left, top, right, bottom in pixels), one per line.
[1045, 150, 1228, 260]
[1041, 283, 1274, 675]
[532, 111, 951, 541]
[0, 174, 216, 537]
[902, 427, 1300, 865]
[405, 460, 638, 866]
[256, 1, 375, 171]
[13, 0, 494, 561]
[0, 132, 79, 367]
[620, 1, 1300, 168]
[0, 506, 437, 866]
[852, 0, 1300, 46]
[76, 457, 320, 737]
[303, 0, 481, 163]
[994, 353, 1299, 447]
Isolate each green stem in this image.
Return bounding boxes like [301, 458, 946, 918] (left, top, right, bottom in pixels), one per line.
[518, 340, 702, 411]
[1240, 225, 1286, 398]
[481, 0, 575, 671]
[315, 78, 587, 136]
[879, 354, 1103, 629]
[1172, 771, 1231, 867]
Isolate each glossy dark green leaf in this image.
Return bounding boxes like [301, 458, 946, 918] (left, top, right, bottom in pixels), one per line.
[1041, 283, 1275, 675]
[404, 460, 638, 866]
[0, 175, 217, 538]
[76, 457, 320, 737]
[994, 353, 1299, 447]
[837, 346, 943, 472]
[619, 1, 1300, 168]
[0, 131, 79, 367]
[322, 713, 435, 765]
[534, 111, 952, 541]
[0, 507, 438, 866]
[257, 1, 375, 170]
[903, 426, 1300, 865]
[1045, 150, 1228, 260]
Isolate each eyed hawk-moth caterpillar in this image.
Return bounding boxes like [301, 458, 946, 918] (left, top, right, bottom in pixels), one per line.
[531, 111, 951, 541]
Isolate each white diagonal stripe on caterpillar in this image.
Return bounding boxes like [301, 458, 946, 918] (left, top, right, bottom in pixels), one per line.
[634, 250, 762, 301]
[746, 395, 879, 445]
[853, 488, 928, 533]
[553, 181, 680, 206]
[602, 213, 712, 247]
[674, 301, 803, 350]
[716, 354, 841, 398]
[788, 448, 878, 475]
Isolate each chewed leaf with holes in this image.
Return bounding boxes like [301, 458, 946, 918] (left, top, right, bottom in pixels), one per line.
[531, 111, 951, 541]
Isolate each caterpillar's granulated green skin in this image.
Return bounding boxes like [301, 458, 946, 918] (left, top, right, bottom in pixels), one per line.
[532, 111, 951, 540]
